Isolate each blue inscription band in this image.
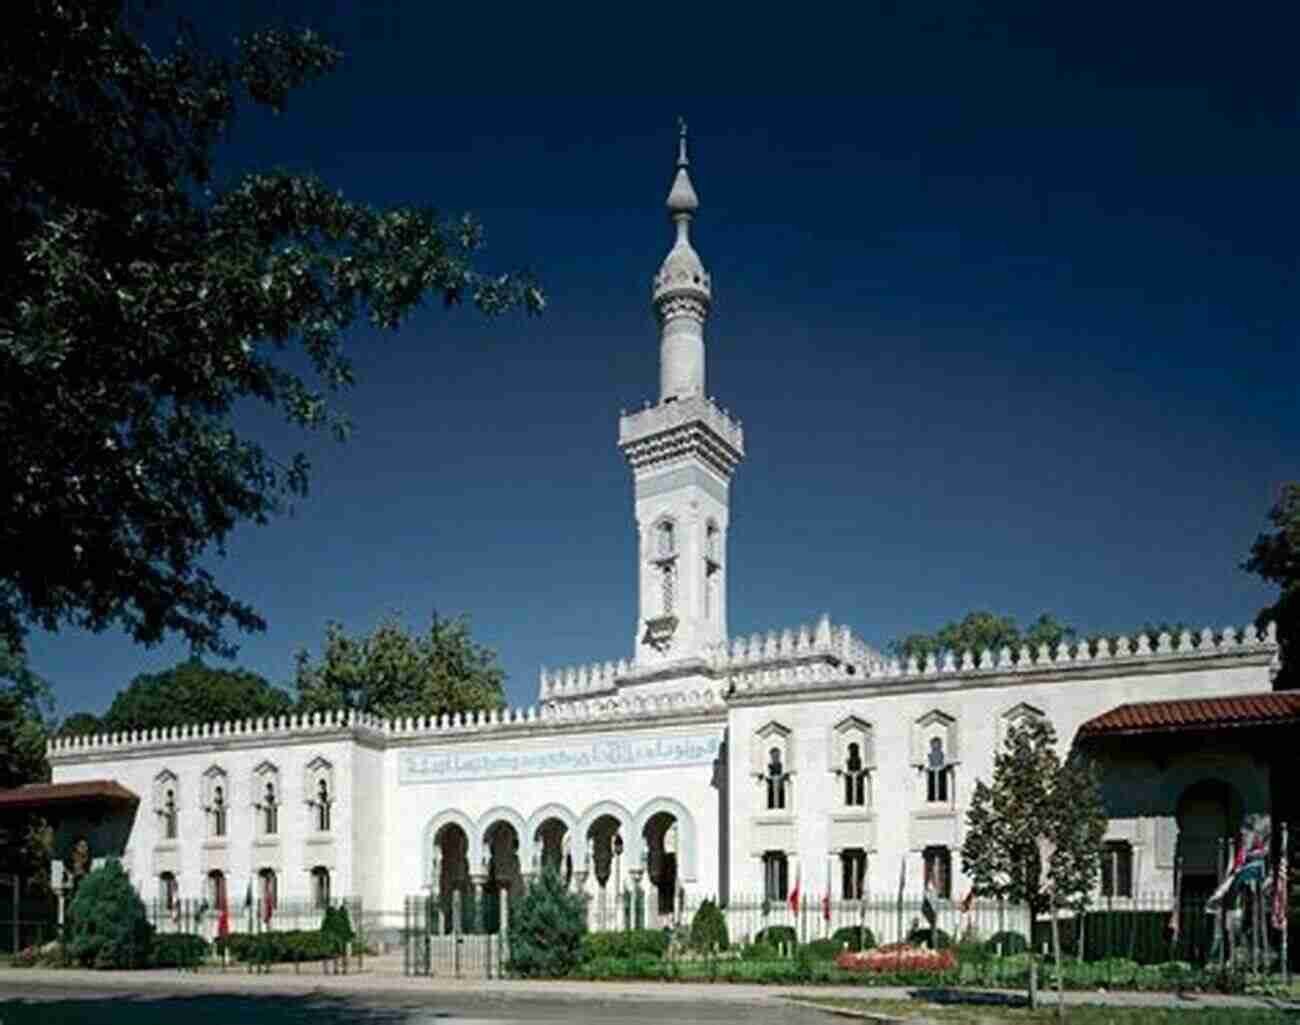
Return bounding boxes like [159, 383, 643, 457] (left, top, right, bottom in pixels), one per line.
[399, 732, 721, 784]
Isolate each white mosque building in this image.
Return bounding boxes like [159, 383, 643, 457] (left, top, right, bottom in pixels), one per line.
[41, 129, 1284, 940]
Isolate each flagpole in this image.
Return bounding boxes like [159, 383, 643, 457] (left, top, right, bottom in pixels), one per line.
[1282, 822, 1290, 987]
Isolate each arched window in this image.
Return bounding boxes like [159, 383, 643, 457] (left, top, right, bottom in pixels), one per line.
[766, 746, 786, 811]
[705, 521, 719, 562]
[844, 742, 866, 807]
[316, 778, 331, 832]
[840, 849, 867, 900]
[311, 866, 331, 909]
[212, 785, 227, 838]
[923, 846, 952, 900]
[258, 867, 278, 923]
[159, 871, 178, 911]
[926, 737, 951, 803]
[162, 788, 178, 839]
[762, 850, 789, 902]
[262, 781, 278, 835]
[656, 519, 675, 558]
[207, 869, 227, 909]
[1101, 841, 1133, 898]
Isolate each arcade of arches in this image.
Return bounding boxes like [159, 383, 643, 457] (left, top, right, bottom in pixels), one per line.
[426, 799, 691, 931]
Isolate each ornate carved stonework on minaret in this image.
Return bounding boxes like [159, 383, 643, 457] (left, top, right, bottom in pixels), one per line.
[619, 122, 744, 671]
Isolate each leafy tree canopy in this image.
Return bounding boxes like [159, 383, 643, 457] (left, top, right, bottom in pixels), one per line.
[94, 657, 292, 733]
[295, 612, 504, 719]
[1243, 482, 1299, 689]
[889, 611, 1075, 663]
[1, 2, 542, 659]
[0, 641, 54, 787]
[961, 716, 1107, 918]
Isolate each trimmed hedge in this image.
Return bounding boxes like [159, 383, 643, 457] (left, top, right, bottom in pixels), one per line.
[689, 898, 729, 952]
[581, 928, 670, 961]
[906, 926, 952, 950]
[215, 930, 337, 963]
[830, 925, 876, 952]
[753, 925, 798, 950]
[804, 938, 841, 961]
[986, 930, 1029, 956]
[152, 932, 209, 967]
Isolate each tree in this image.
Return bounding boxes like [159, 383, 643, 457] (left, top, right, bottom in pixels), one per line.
[0, 3, 543, 659]
[96, 657, 292, 733]
[0, 641, 53, 788]
[1244, 482, 1299, 689]
[57, 712, 105, 737]
[295, 613, 504, 718]
[961, 717, 1107, 1010]
[507, 867, 587, 977]
[889, 611, 1075, 664]
[65, 858, 154, 968]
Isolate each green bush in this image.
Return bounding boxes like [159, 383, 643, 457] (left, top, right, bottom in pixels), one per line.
[830, 925, 876, 952]
[804, 938, 841, 961]
[320, 904, 355, 953]
[65, 859, 155, 969]
[573, 954, 664, 979]
[688, 899, 729, 953]
[986, 930, 1029, 955]
[151, 932, 209, 967]
[753, 925, 797, 951]
[906, 926, 952, 949]
[1075, 910, 1171, 965]
[581, 928, 669, 961]
[508, 867, 587, 977]
[215, 929, 337, 963]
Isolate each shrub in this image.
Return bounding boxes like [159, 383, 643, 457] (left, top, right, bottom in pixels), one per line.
[65, 859, 155, 968]
[830, 925, 876, 952]
[838, 942, 957, 974]
[215, 929, 337, 963]
[581, 928, 669, 961]
[906, 926, 952, 949]
[320, 904, 355, 953]
[986, 930, 1029, 956]
[753, 925, 797, 951]
[804, 938, 841, 961]
[151, 932, 209, 967]
[688, 899, 729, 953]
[508, 867, 587, 977]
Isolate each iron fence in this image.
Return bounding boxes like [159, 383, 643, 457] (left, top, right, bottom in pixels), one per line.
[146, 896, 363, 941]
[402, 893, 508, 978]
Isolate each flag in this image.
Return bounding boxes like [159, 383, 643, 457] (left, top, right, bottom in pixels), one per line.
[921, 869, 938, 929]
[788, 867, 801, 915]
[244, 880, 253, 908]
[821, 889, 831, 924]
[1273, 839, 1289, 931]
[217, 879, 230, 939]
[959, 889, 974, 915]
[1208, 817, 1271, 910]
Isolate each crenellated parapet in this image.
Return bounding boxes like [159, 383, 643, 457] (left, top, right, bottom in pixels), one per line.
[707, 614, 883, 677]
[727, 622, 1279, 698]
[538, 659, 627, 703]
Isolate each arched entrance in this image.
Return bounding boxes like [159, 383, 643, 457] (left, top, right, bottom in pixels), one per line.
[534, 816, 571, 883]
[484, 819, 522, 932]
[643, 810, 679, 918]
[433, 822, 471, 933]
[1178, 779, 1241, 892]
[587, 813, 625, 929]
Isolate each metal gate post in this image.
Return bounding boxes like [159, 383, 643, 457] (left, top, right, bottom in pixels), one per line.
[452, 890, 462, 979]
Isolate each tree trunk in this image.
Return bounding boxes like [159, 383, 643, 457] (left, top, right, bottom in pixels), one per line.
[1028, 949, 1038, 1009]
[1051, 899, 1064, 1021]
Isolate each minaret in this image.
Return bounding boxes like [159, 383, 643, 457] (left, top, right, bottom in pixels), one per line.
[619, 122, 745, 670]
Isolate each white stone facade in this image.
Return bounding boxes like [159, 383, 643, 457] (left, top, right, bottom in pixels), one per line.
[46, 132, 1283, 933]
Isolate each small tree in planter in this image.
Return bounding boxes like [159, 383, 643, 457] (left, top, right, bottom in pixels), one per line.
[961, 716, 1106, 1013]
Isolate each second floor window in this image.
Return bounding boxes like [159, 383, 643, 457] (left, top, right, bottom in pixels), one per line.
[211, 785, 227, 837]
[843, 742, 867, 807]
[765, 747, 787, 810]
[162, 789, 177, 840]
[926, 737, 951, 803]
[315, 779, 331, 832]
[262, 781, 278, 835]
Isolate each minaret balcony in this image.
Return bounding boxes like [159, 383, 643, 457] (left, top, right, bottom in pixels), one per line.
[618, 395, 744, 476]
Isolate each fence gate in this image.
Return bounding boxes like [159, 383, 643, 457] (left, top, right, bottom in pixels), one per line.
[403, 892, 509, 979]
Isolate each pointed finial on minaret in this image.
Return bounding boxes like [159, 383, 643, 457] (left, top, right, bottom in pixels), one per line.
[666, 118, 699, 217]
[677, 116, 689, 168]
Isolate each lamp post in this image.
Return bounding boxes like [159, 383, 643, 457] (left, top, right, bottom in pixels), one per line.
[613, 833, 624, 930]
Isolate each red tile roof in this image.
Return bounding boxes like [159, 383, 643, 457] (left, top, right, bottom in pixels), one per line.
[0, 780, 138, 811]
[1078, 692, 1300, 738]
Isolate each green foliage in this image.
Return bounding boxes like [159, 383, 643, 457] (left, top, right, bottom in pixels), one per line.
[830, 925, 877, 951]
[889, 611, 1075, 663]
[319, 904, 355, 953]
[151, 932, 209, 967]
[688, 898, 729, 952]
[216, 929, 337, 963]
[94, 658, 292, 733]
[0, 2, 542, 658]
[804, 938, 842, 960]
[57, 712, 104, 737]
[1244, 481, 1299, 688]
[0, 641, 53, 787]
[906, 927, 953, 949]
[296, 613, 504, 718]
[753, 924, 798, 950]
[581, 928, 669, 961]
[986, 930, 1029, 955]
[961, 717, 1107, 918]
[507, 868, 587, 977]
[65, 860, 154, 968]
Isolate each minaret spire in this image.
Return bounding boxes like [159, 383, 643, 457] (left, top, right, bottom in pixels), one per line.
[654, 120, 710, 402]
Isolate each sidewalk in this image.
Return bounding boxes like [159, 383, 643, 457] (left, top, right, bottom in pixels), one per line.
[1, 965, 1294, 1012]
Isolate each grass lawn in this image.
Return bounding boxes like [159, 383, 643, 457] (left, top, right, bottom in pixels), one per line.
[792, 996, 1297, 1024]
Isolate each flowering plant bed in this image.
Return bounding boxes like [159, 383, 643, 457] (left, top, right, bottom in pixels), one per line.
[835, 942, 956, 973]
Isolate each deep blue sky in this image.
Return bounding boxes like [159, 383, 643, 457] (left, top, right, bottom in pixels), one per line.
[26, 3, 1298, 717]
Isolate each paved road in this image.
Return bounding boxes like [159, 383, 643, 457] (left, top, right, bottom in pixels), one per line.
[0, 980, 842, 1025]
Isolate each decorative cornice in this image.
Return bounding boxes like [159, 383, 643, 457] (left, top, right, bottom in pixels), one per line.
[619, 396, 744, 478]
